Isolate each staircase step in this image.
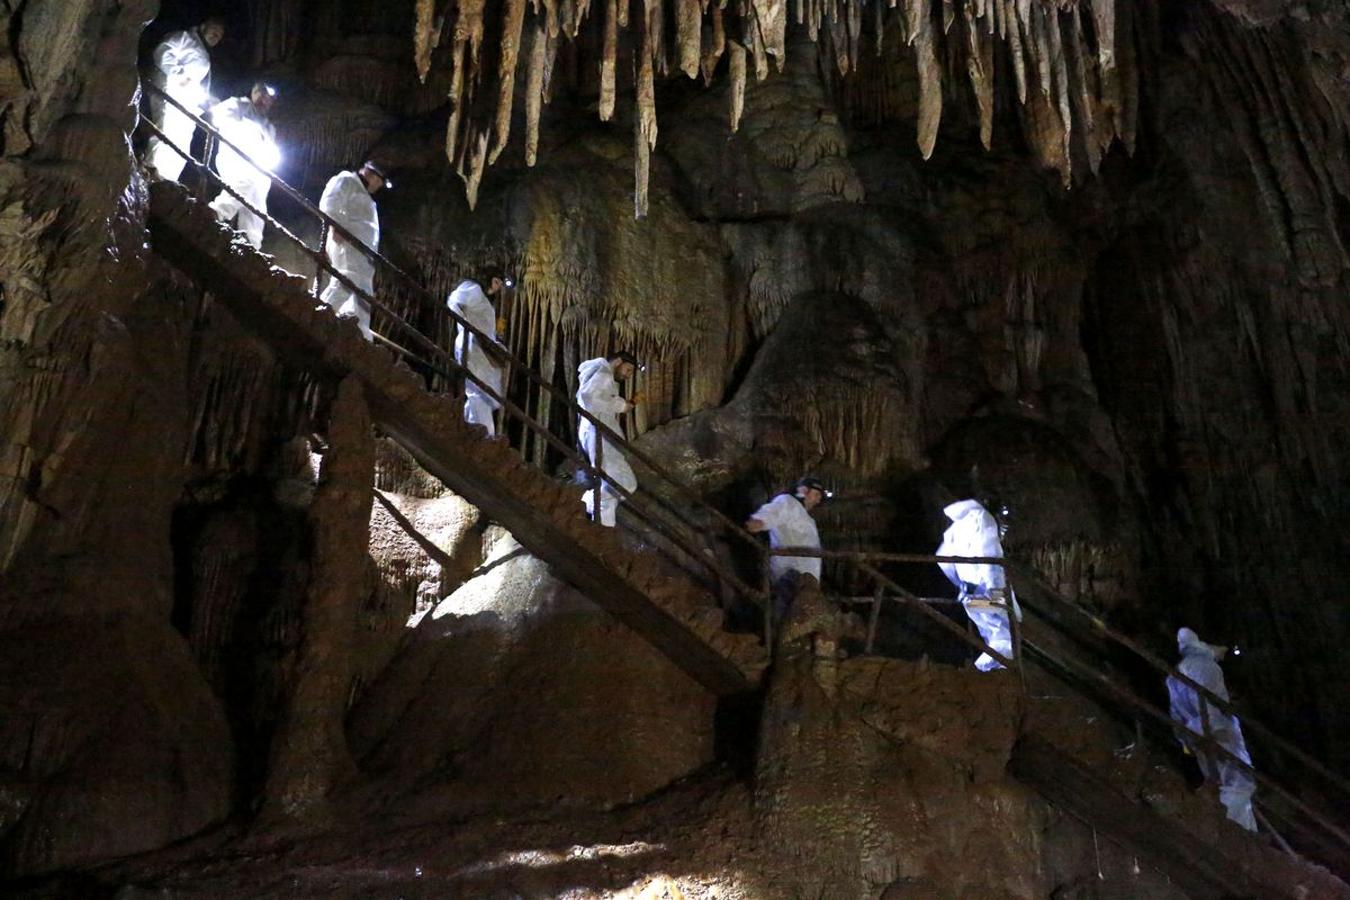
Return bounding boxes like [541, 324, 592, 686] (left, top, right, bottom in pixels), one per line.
[147, 181, 767, 696]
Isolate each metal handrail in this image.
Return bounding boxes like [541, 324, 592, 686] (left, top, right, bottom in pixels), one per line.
[773, 547, 1350, 805]
[144, 83, 773, 577]
[142, 83, 771, 610]
[772, 546, 1350, 856]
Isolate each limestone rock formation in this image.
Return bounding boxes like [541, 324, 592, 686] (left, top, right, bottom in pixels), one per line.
[3, 0, 1350, 895]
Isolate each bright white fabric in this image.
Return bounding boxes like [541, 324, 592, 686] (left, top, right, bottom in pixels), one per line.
[576, 357, 636, 527]
[208, 179, 268, 249]
[937, 498, 1018, 671]
[147, 29, 213, 182]
[1167, 632, 1257, 831]
[448, 281, 504, 434]
[750, 493, 822, 583]
[207, 97, 277, 248]
[318, 171, 379, 340]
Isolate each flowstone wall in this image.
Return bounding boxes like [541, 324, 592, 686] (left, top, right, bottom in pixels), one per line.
[2, 0, 1350, 892]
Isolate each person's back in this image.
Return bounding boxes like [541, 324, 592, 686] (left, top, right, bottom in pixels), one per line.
[752, 493, 822, 582]
[206, 84, 279, 250]
[319, 170, 379, 253]
[1166, 628, 1256, 831]
[575, 353, 639, 526]
[210, 96, 276, 182]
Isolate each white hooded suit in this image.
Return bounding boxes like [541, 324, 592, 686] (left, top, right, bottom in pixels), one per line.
[147, 29, 213, 182]
[448, 281, 504, 434]
[319, 170, 380, 340]
[937, 499, 1020, 672]
[207, 96, 278, 249]
[576, 357, 636, 527]
[1167, 628, 1257, 831]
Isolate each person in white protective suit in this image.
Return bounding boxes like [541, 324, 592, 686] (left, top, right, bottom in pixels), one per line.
[207, 82, 280, 250]
[936, 498, 1021, 672]
[318, 161, 390, 340]
[746, 476, 831, 618]
[447, 277, 511, 435]
[1167, 627, 1258, 831]
[145, 17, 226, 182]
[576, 351, 642, 527]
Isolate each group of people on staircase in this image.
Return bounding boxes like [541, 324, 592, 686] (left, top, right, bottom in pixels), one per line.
[145, 18, 395, 337]
[144, 17, 1258, 840]
[145, 18, 283, 251]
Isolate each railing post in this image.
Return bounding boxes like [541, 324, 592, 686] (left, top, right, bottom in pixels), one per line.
[762, 552, 773, 651]
[1006, 584, 1027, 695]
[313, 222, 329, 301]
[591, 429, 604, 525]
[865, 579, 884, 656]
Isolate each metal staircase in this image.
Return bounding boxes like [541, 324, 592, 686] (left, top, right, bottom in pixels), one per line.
[141, 84, 1350, 898]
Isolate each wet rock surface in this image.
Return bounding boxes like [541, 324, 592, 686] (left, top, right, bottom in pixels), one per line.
[3, 0, 1350, 893]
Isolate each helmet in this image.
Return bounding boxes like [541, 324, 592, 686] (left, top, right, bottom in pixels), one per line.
[361, 160, 392, 189]
[608, 349, 645, 372]
[795, 476, 833, 500]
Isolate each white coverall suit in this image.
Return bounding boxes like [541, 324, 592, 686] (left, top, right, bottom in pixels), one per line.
[937, 499, 1021, 672]
[1167, 629, 1258, 831]
[447, 281, 504, 435]
[750, 492, 822, 617]
[207, 97, 278, 250]
[319, 171, 380, 340]
[576, 358, 636, 527]
[147, 29, 212, 183]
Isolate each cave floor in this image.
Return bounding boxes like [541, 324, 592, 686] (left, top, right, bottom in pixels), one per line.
[17, 766, 769, 899]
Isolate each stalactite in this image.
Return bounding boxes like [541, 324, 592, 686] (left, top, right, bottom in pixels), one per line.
[752, 0, 788, 71]
[526, 24, 547, 166]
[702, 7, 726, 84]
[422, 0, 1137, 209]
[600, 0, 619, 120]
[414, 0, 442, 83]
[444, 0, 486, 166]
[635, 1, 659, 219]
[489, 0, 528, 165]
[1007, 0, 1027, 104]
[729, 39, 747, 132]
[964, 0, 994, 151]
[678, 0, 702, 77]
[911, 0, 942, 160]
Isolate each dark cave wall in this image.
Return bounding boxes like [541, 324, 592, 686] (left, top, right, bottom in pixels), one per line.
[0, 0, 1349, 883]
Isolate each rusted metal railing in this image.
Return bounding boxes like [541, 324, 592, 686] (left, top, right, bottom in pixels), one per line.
[142, 83, 774, 618]
[770, 546, 1350, 859]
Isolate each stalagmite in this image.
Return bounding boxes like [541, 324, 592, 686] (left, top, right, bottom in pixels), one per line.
[525, 24, 547, 166]
[600, 0, 619, 120]
[678, 0, 702, 78]
[729, 39, 747, 132]
[489, 0, 528, 164]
